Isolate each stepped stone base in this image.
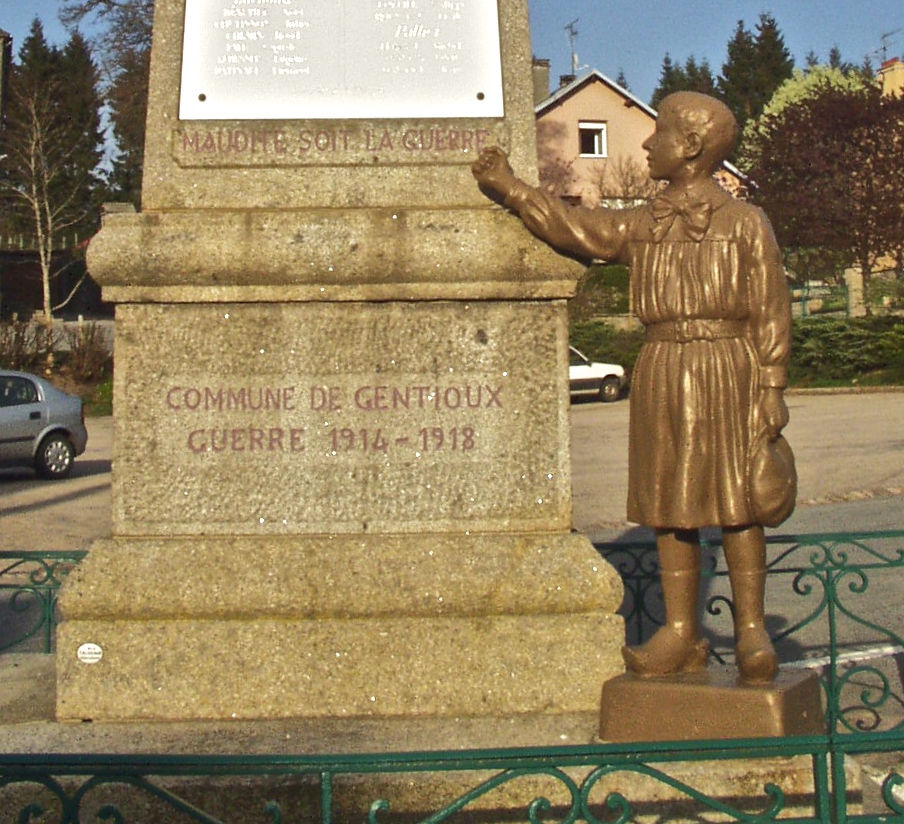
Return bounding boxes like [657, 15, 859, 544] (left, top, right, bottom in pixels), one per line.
[57, 532, 625, 722]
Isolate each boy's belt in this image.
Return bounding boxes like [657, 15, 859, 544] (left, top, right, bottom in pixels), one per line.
[645, 319, 746, 342]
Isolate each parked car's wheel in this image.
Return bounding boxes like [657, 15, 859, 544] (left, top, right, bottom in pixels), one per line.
[35, 433, 75, 479]
[599, 376, 621, 403]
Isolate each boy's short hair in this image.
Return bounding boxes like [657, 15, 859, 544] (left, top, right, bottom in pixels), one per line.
[660, 92, 738, 170]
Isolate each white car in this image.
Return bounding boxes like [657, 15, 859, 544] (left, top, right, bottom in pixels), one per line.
[568, 346, 626, 402]
[0, 371, 88, 478]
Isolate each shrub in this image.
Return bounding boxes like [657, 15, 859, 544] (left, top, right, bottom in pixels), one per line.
[65, 322, 110, 381]
[0, 320, 54, 371]
[791, 316, 904, 385]
[569, 320, 645, 377]
[569, 264, 631, 321]
[570, 316, 904, 388]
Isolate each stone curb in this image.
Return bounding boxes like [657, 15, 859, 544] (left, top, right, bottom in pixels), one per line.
[786, 385, 904, 395]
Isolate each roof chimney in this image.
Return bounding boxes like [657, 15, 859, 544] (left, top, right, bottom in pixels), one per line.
[532, 57, 550, 105]
[878, 57, 904, 97]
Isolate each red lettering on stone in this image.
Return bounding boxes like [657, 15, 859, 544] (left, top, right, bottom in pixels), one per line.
[310, 386, 341, 411]
[249, 428, 265, 450]
[233, 130, 249, 152]
[188, 429, 206, 453]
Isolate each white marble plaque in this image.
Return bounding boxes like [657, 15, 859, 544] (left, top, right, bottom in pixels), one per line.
[179, 0, 504, 120]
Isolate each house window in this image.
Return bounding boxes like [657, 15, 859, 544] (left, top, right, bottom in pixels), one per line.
[578, 121, 608, 157]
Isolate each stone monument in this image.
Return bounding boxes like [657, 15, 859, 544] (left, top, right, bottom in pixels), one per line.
[56, 0, 625, 721]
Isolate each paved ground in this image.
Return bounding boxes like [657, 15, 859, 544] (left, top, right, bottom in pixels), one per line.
[1, 391, 902, 784]
[1, 417, 112, 551]
[2, 390, 903, 550]
[572, 389, 904, 540]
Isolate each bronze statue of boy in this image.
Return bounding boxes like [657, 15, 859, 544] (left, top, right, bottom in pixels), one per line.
[473, 92, 795, 684]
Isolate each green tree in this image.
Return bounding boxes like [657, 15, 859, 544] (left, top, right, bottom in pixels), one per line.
[683, 56, 717, 96]
[650, 53, 682, 108]
[752, 15, 794, 105]
[0, 19, 104, 328]
[738, 65, 874, 172]
[718, 15, 793, 126]
[104, 42, 149, 205]
[876, 96, 904, 297]
[718, 20, 758, 122]
[62, 0, 153, 206]
[745, 77, 904, 311]
[650, 54, 716, 108]
[59, 31, 106, 221]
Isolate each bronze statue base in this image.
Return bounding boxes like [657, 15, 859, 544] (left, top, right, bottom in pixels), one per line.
[599, 667, 824, 742]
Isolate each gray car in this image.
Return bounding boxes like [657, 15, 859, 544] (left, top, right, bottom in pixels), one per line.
[0, 370, 88, 479]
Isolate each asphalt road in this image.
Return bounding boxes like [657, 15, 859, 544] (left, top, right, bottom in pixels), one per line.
[1, 390, 903, 550]
[572, 389, 904, 541]
[1, 391, 903, 682]
[1, 416, 112, 551]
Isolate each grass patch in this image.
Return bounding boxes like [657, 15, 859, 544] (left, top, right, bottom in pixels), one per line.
[83, 376, 113, 416]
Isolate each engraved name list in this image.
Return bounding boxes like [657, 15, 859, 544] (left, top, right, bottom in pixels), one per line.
[179, 0, 504, 120]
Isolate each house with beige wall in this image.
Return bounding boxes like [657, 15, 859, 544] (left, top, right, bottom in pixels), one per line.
[532, 64, 748, 207]
[879, 56, 904, 97]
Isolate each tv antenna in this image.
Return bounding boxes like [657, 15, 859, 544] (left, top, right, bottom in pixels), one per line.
[565, 18, 580, 73]
[876, 28, 901, 62]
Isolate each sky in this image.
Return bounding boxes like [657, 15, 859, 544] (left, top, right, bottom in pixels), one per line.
[2, 0, 902, 106]
[527, 0, 902, 104]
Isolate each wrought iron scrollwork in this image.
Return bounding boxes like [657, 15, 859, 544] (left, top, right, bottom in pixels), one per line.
[0, 551, 84, 653]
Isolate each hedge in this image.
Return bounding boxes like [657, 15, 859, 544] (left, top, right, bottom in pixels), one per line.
[569, 316, 904, 388]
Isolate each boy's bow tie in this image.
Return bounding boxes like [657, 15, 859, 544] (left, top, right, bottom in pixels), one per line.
[650, 196, 713, 242]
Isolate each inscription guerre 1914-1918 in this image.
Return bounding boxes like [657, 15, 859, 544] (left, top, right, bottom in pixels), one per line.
[164, 381, 504, 455]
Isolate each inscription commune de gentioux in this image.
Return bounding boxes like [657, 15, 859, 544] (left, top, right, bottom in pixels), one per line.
[164, 381, 504, 456]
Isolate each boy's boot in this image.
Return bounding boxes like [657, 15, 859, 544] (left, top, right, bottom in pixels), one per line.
[622, 531, 709, 677]
[724, 526, 778, 684]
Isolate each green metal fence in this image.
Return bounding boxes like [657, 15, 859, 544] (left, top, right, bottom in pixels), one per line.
[0, 550, 85, 653]
[2, 531, 904, 823]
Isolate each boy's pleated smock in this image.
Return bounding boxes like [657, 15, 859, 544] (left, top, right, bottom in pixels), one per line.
[505, 182, 792, 529]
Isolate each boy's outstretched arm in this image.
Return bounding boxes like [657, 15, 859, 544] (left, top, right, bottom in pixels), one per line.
[471, 147, 627, 263]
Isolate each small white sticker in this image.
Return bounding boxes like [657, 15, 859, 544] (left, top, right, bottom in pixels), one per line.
[77, 643, 103, 664]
